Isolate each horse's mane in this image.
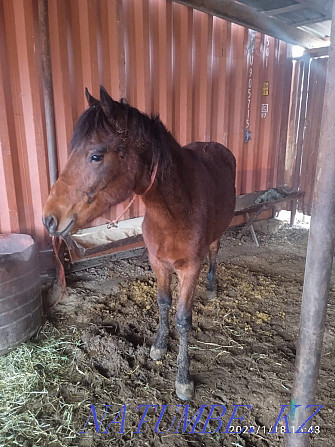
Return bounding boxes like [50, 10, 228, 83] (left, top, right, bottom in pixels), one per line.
[71, 99, 177, 174]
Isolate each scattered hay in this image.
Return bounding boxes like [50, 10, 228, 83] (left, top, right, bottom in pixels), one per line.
[0, 322, 77, 447]
[255, 311, 271, 324]
[126, 278, 157, 303]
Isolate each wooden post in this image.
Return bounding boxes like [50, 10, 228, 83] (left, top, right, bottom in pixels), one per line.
[286, 2, 335, 446]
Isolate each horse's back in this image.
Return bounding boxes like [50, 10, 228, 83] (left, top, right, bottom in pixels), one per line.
[184, 142, 236, 181]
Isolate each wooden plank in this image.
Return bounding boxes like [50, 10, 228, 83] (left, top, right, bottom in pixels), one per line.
[292, 59, 310, 192]
[299, 58, 327, 215]
[284, 59, 304, 187]
[306, 46, 329, 58]
[67, 247, 146, 273]
[276, 46, 293, 187]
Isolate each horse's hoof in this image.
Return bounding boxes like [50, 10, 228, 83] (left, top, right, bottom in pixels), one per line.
[150, 345, 167, 361]
[175, 380, 194, 401]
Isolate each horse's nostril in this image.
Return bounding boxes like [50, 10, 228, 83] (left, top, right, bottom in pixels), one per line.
[43, 215, 58, 234]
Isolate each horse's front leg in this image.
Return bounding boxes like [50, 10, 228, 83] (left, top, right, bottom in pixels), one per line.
[175, 263, 201, 401]
[150, 259, 173, 361]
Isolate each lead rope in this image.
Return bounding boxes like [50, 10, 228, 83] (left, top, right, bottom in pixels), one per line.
[51, 235, 68, 308]
[50, 162, 159, 307]
[107, 162, 159, 227]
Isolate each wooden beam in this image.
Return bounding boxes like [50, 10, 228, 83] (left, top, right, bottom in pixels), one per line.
[173, 0, 329, 48]
[306, 45, 330, 57]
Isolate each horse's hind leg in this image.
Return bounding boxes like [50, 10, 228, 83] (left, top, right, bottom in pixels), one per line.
[150, 260, 173, 361]
[207, 239, 220, 299]
[175, 263, 201, 401]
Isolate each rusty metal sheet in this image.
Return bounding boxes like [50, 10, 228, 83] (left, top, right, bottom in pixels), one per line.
[0, 0, 292, 245]
[0, 0, 50, 244]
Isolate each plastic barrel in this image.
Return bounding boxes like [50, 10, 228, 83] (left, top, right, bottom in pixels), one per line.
[0, 234, 42, 355]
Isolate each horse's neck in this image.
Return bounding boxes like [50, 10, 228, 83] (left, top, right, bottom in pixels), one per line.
[142, 145, 189, 222]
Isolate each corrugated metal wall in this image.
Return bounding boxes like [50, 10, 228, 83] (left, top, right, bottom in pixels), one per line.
[0, 0, 50, 245]
[0, 0, 292, 244]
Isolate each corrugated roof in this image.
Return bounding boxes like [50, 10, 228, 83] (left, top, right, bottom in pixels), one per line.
[175, 0, 332, 48]
[237, 0, 332, 42]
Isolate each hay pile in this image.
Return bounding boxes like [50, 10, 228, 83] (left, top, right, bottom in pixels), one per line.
[0, 323, 77, 446]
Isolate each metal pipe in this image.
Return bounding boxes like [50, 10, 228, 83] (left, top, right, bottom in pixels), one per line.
[286, 2, 335, 446]
[38, 0, 58, 186]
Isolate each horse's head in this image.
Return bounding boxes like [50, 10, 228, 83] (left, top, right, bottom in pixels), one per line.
[43, 86, 148, 237]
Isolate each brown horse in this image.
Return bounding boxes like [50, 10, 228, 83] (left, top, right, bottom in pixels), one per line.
[43, 86, 236, 400]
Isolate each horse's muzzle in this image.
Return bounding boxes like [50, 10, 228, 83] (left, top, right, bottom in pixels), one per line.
[43, 214, 75, 237]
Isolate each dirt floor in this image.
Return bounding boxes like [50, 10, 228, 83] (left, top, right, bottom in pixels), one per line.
[41, 224, 334, 447]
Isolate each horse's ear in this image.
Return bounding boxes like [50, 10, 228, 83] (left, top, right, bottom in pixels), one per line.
[85, 88, 98, 106]
[100, 85, 118, 117]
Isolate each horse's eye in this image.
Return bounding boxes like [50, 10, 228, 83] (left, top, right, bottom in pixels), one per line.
[90, 154, 104, 162]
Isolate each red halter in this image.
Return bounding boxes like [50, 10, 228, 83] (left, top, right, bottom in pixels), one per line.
[108, 161, 159, 227]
